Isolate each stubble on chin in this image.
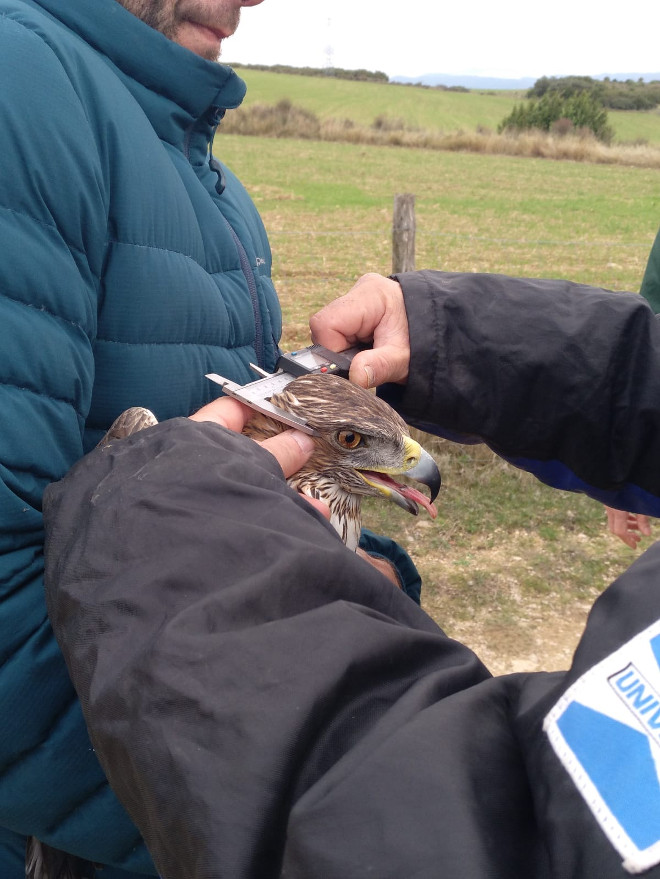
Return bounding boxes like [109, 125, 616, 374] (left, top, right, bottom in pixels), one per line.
[115, 0, 241, 57]
[115, 0, 179, 40]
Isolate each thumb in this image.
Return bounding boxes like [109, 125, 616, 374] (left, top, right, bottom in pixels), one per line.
[349, 346, 409, 389]
[258, 429, 316, 478]
[637, 514, 653, 536]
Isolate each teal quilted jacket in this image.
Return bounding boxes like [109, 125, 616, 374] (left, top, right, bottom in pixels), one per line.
[0, 0, 281, 871]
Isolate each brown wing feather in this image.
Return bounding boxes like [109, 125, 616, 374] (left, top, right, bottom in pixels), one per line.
[25, 837, 93, 879]
[97, 406, 158, 447]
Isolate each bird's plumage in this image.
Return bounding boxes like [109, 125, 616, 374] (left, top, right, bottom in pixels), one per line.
[97, 406, 159, 444]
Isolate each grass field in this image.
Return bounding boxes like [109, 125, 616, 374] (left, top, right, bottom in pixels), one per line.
[216, 123, 660, 674]
[229, 66, 660, 146]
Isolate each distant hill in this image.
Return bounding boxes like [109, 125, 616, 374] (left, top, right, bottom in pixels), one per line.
[393, 73, 535, 90]
[393, 72, 660, 91]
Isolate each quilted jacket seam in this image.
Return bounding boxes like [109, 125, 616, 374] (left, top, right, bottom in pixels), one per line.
[0, 686, 77, 774]
[93, 337, 250, 349]
[0, 380, 85, 419]
[107, 236, 248, 276]
[0, 290, 92, 334]
[0, 202, 90, 266]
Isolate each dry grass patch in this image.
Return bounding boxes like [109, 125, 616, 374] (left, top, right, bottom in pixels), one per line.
[223, 102, 660, 169]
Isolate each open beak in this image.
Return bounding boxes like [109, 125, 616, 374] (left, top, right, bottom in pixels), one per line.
[358, 440, 441, 518]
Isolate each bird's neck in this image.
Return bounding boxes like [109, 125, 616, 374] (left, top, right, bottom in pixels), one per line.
[288, 474, 362, 552]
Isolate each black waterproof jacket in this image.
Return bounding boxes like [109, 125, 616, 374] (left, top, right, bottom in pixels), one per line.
[43, 272, 660, 878]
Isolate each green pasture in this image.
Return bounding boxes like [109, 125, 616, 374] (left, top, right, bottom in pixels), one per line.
[610, 108, 660, 144]
[216, 130, 660, 672]
[230, 67, 660, 146]
[230, 67, 521, 132]
[218, 132, 658, 322]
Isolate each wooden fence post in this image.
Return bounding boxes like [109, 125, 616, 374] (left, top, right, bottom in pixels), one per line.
[392, 193, 416, 274]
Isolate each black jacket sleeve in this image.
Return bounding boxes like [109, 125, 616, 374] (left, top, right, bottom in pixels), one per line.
[390, 270, 660, 515]
[42, 418, 660, 879]
[42, 419, 488, 879]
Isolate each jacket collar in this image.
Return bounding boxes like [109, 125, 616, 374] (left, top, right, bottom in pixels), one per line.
[31, 0, 246, 151]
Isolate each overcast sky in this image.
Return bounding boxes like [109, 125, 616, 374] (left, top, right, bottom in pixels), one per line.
[226, 0, 659, 81]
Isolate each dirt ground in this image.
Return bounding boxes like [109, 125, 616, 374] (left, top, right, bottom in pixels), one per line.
[439, 599, 595, 676]
[414, 531, 638, 677]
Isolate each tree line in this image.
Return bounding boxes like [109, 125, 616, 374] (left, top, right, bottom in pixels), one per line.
[229, 62, 388, 83]
[528, 76, 660, 111]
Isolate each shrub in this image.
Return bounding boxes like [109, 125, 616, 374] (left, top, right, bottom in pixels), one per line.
[498, 91, 614, 144]
[372, 115, 408, 132]
[222, 99, 321, 139]
[550, 117, 574, 137]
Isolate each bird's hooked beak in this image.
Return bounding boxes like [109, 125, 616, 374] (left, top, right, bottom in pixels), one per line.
[358, 437, 441, 518]
[405, 446, 441, 501]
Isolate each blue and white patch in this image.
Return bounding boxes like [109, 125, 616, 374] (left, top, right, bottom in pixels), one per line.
[545, 619, 660, 874]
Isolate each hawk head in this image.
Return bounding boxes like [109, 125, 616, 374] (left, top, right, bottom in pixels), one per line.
[244, 373, 440, 550]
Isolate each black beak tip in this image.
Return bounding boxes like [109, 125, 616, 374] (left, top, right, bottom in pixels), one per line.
[428, 468, 441, 503]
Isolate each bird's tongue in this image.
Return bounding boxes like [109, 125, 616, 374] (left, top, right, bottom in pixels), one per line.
[397, 483, 438, 519]
[361, 471, 438, 519]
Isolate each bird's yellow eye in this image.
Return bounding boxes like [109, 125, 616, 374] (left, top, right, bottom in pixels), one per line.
[337, 430, 363, 449]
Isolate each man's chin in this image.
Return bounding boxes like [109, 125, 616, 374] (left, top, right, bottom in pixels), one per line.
[175, 21, 225, 60]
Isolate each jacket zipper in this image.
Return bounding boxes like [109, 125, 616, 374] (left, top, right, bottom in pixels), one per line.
[183, 118, 267, 371]
[221, 214, 266, 370]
